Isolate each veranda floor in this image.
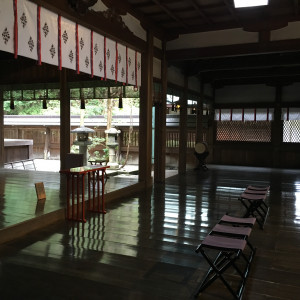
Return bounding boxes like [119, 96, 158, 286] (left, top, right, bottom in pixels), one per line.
[0, 165, 300, 299]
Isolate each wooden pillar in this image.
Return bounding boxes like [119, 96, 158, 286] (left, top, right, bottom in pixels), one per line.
[139, 30, 153, 187]
[44, 127, 50, 159]
[208, 85, 215, 161]
[0, 89, 4, 168]
[272, 85, 282, 168]
[195, 80, 204, 143]
[178, 75, 188, 174]
[154, 40, 167, 183]
[60, 69, 71, 170]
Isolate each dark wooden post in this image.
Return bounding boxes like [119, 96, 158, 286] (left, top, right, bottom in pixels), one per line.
[178, 75, 188, 174]
[0, 89, 4, 168]
[154, 40, 167, 183]
[208, 84, 215, 161]
[60, 69, 71, 170]
[139, 30, 153, 187]
[196, 80, 204, 143]
[272, 85, 282, 168]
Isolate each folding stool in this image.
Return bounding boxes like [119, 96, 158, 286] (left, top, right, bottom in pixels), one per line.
[244, 185, 269, 196]
[247, 185, 270, 192]
[195, 234, 255, 299]
[214, 214, 256, 260]
[219, 214, 256, 228]
[211, 223, 256, 253]
[239, 192, 269, 229]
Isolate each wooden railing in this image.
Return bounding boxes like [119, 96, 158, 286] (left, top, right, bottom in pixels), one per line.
[4, 125, 203, 159]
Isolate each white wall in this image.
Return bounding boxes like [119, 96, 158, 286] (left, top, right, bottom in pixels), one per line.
[271, 21, 300, 41]
[154, 37, 162, 49]
[167, 66, 184, 87]
[188, 76, 200, 93]
[204, 84, 213, 98]
[122, 14, 147, 41]
[90, 2, 147, 41]
[282, 83, 300, 102]
[167, 28, 258, 50]
[153, 58, 161, 79]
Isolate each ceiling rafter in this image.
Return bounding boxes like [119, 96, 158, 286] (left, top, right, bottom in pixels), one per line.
[294, 0, 299, 15]
[151, 0, 189, 29]
[186, 0, 212, 25]
[222, 0, 241, 25]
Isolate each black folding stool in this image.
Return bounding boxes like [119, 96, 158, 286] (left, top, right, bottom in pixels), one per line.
[239, 186, 270, 229]
[247, 185, 270, 193]
[211, 223, 256, 253]
[219, 214, 256, 228]
[194, 234, 255, 299]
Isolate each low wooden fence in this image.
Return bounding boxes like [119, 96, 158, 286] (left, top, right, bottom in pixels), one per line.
[4, 125, 201, 163]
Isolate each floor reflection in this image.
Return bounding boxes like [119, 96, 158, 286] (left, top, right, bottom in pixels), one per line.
[1, 165, 300, 299]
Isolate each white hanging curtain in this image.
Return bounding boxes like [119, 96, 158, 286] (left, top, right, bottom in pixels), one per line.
[220, 108, 231, 121]
[40, 7, 58, 66]
[127, 47, 136, 86]
[215, 108, 274, 121]
[214, 108, 220, 121]
[256, 108, 273, 121]
[232, 109, 243, 121]
[244, 108, 255, 121]
[18, 0, 37, 60]
[282, 108, 300, 121]
[0, 0, 142, 86]
[77, 24, 91, 75]
[117, 43, 126, 84]
[60, 16, 76, 70]
[105, 37, 116, 82]
[0, 0, 15, 54]
[92, 31, 105, 79]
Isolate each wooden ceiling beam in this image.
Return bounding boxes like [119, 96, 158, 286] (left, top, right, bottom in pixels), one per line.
[203, 65, 300, 79]
[167, 39, 300, 61]
[206, 70, 300, 86]
[178, 53, 300, 78]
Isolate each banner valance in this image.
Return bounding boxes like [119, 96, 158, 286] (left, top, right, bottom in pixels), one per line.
[0, 0, 141, 86]
[215, 108, 274, 121]
[282, 108, 300, 121]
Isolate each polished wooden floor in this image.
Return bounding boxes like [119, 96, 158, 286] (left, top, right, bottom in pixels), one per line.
[0, 165, 300, 299]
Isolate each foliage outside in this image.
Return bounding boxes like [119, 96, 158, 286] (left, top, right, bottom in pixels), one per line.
[4, 87, 139, 116]
[3, 86, 139, 116]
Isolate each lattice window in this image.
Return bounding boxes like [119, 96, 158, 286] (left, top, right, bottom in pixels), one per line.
[282, 108, 300, 143]
[283, 121, 300, 143]
[216, 121, 271, 142]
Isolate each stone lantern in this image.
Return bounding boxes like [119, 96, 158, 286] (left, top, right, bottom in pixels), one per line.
[105, 127, 121, 169]
[71, 126, 95, 165]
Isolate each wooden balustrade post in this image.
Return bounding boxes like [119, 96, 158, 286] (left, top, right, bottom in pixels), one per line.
[44, 127, 51, 159]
